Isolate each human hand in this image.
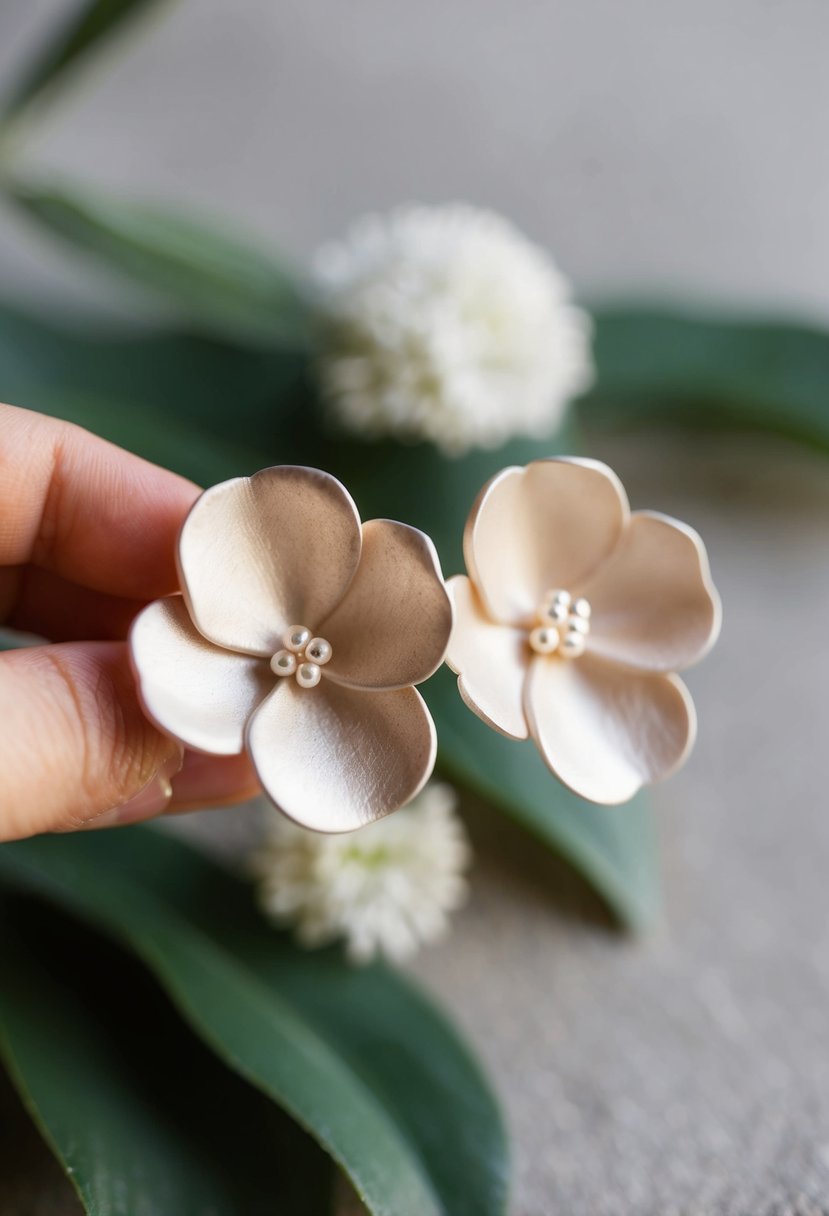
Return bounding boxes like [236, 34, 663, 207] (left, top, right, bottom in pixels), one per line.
[0, 404, 260, 840]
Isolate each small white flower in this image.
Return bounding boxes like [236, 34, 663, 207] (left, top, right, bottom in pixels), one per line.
[312, 203, 592, 455]
[252, 783, 471, 964]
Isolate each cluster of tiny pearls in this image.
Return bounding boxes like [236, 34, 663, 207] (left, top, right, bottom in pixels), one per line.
[270, 626, 333, 689]
[528, 589, 591, 660]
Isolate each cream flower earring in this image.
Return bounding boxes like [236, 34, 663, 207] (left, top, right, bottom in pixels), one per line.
[130, 466, 452, 832]
[445, 458, 721, 805]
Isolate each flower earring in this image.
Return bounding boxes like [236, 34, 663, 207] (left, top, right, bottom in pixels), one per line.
[445, 457, 721, 805]
[130, 466, 452, 832]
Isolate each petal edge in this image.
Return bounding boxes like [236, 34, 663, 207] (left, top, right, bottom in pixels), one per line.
[247, 681, 437, 832]
[320, 519, 452, 690]
[524, 653, 696, 805]
[578, 510, 722, 673]
[177, 466, 362, 657]
[129, 596, 272, 755]
[464, 458, 629, 626]
[445, 575, 529, 740]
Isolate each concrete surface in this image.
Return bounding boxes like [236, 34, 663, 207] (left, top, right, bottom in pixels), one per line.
[1, 0, 829, 321]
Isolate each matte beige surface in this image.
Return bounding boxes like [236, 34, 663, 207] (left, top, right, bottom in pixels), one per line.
[178, 466, 363, 657]
[451, 456, 717, 804]
[580, 511, 721, 673]
[247, 682, 437, 833]
[133, 465, 451, 830]
[447, 574, 529, 741]
[130, 595, 272, 755]
[321, 519, 452, 691]
[524, 654, 695, 806]
[465, 459, 628, 626]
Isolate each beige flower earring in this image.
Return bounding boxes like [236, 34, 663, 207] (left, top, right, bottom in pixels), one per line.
[130, 466, 452, 832]
[130, 457, 719, 828]
[445, 457, 721, 805]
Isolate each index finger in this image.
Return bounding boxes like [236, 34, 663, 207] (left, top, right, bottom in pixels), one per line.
[0, 403, 200, 600]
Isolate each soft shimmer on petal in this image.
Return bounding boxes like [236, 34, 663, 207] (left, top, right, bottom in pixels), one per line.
[578, 511, 722, 673]
[524, 653, 696, 805]
[320, 519, 452, 690]
[246, 681, 437, 831]
[129, 596, 272, 755]
[177, 466, 362, 657]
[465, 458, 629, 626]
[445, 575, 528, 740]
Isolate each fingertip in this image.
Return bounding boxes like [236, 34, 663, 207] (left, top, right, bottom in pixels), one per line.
[0, 641, 183, 839]
[0, 403, 201, 599]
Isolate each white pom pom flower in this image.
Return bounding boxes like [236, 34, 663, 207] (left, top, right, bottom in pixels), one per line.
[252, 782, 471, 964]
[312, 203, 593, 455]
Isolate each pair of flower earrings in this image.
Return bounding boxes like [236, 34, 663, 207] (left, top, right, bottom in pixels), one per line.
[130, 457, 721, 832]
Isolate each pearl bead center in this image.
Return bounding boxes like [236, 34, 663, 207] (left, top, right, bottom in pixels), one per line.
[270, 626, 333, 689]
[528, 590, 591, 660]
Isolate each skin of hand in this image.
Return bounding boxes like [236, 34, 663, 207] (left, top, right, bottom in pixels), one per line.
[0, 403, 261, 840]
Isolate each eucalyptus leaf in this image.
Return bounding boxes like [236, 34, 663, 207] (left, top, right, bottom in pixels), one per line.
[8, 180, 312, 349]
[586, 304, 829, 451]
[0, 0, 169, 123]
[0, 303, 309, 481]
[0, 827, 509, 1216]
[0, 894, 331, 1216]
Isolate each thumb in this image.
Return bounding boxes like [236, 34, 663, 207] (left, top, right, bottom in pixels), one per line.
[1, 641, 183, 839]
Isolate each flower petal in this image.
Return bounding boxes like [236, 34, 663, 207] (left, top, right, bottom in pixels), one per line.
[464, 458, 629, 626]
[320, 519, 452, 690]
[578, 511, 722, 673]
[445, 575, 528, 740]
[524, 653, 696, 805]
[177, 466, 362, 657]
[129, 596, 272, 755]
[246, 681, 437, 832]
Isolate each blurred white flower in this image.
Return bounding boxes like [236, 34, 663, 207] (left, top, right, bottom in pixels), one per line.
[252, 783, 471, 964]
[312, 203, 592, 455]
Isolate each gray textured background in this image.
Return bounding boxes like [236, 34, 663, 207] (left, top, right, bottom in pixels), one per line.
[1, 3, 829, 1214]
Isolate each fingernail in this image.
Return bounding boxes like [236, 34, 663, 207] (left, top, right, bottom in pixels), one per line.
[84, 751, 182, 830]
[170, 751, 258, 809]
[85, 776, 174, 829]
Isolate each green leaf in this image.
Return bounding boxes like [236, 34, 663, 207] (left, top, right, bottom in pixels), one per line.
[42, 392, 271, 485]
[0, 827, 509, 1216]
[0, 894, 331, 1216]
[585, 304, 829, 452]
[8, 180, 312, 349]
[0, 0, 169, 123]
[315, 423, 658, 929]
[0, 302, 309, 482]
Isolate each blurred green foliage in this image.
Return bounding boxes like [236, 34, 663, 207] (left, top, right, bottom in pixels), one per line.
[0, 827, 509, 1216]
